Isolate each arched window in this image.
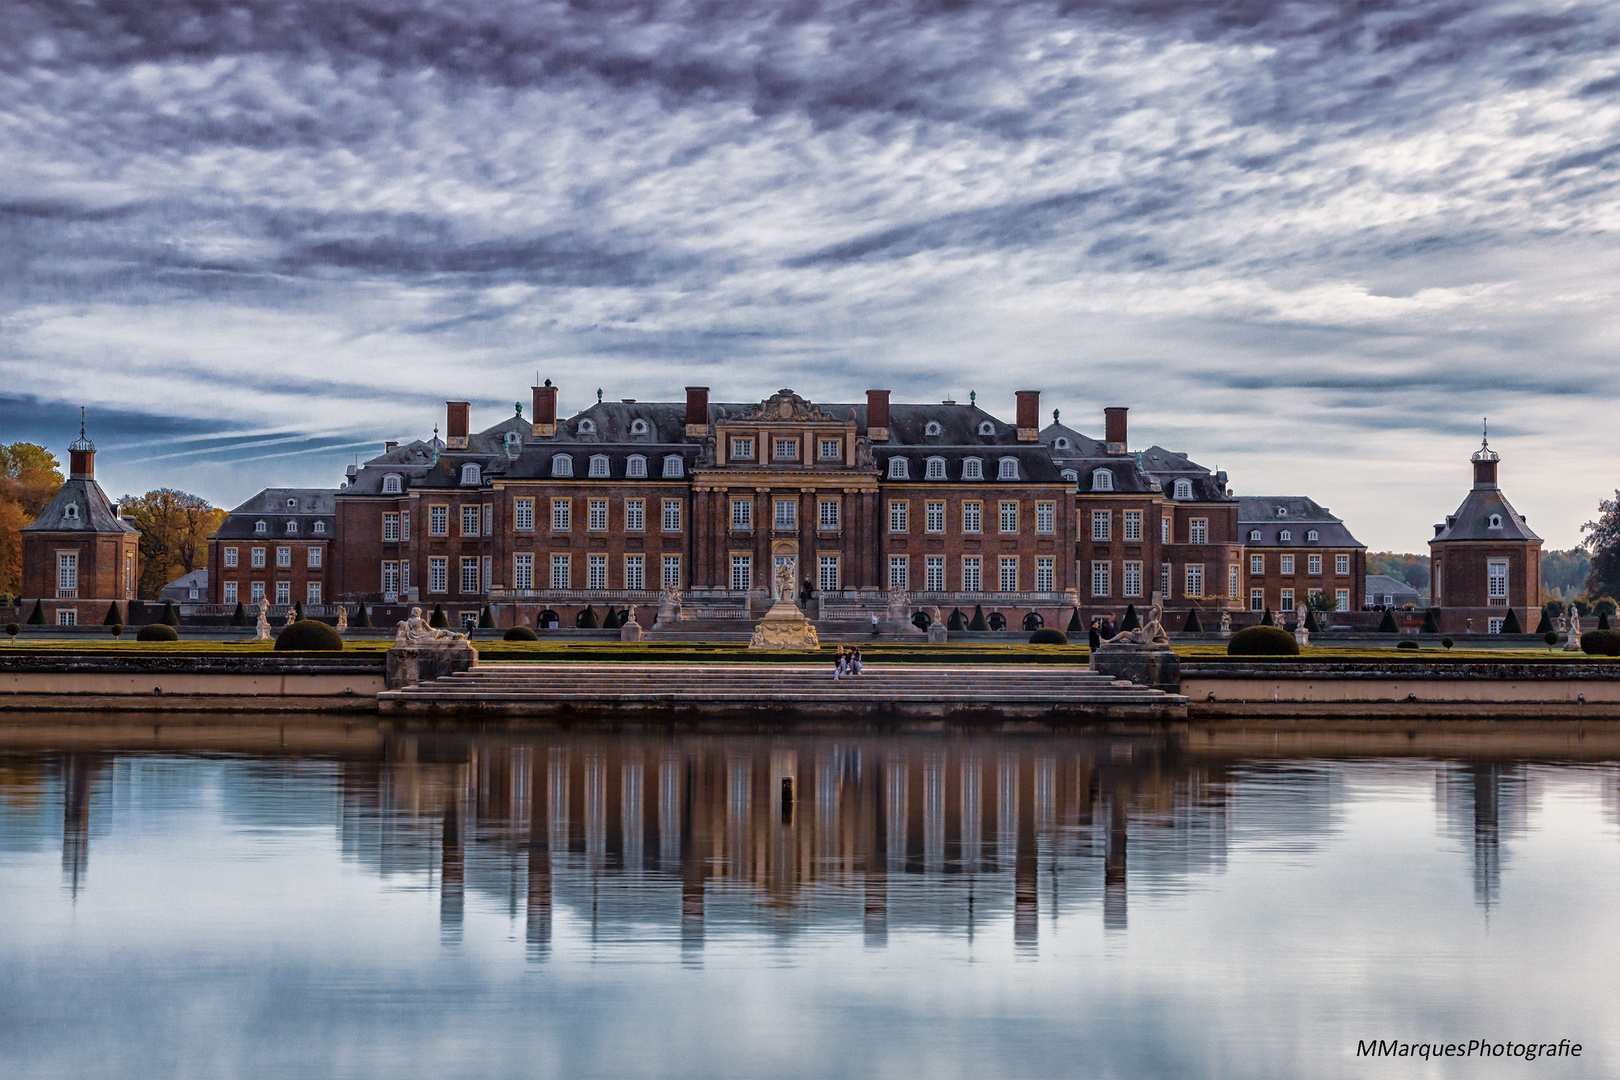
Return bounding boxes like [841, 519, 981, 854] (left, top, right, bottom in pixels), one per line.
[460, 463, 481, 485]
[630, 418, 649, 436]
[577, 419, 595, 435]
[382, 474, 403, 494]
[255, 520, 267, 534]
[589, 455, 610, 478]
[626, 455, 648, 478]
[313, 521, 326, 534]
[963, 457, 983, 480]
[552, 455, 574, 478]
[1173, 479, 1192, 500]
[1091, 469, 1113, 492]
[1307, 529, 1319, 542]
[662, 455, 684, 478]
[1489, 514, 1502, 529]
[1054, 437, 1070, 450]
[978, 421, 995, 437]
[926, 457, 946, 480]
[925, 421, 942, 436]
[1279, 530, 1292, 542]
[1249, 529, 1261, 541]
[997, 457, 1019, 480]
[1061, 469, 1078, 483]
[888, 458, 909, 480]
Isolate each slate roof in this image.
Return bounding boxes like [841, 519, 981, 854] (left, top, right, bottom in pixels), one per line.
[1038, 422, 1160, 494]
[1138, 446, 1232, 502]
[1432, 487, 1542, 543]
[874, 446, 1066, 483]
[161, 569, 208, 600]
[22, 478, 138, 534]
[213, 488, 337, 540]
[1365, 574, 1422, 603]
[1238, 496, 1364, 548]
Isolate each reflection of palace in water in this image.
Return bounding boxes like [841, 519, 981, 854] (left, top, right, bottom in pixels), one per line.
[0, 735, 1600, 949]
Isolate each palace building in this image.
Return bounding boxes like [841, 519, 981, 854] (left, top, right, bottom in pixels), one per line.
[204, 383, 1368, 632]
[1429, 432, 1542, 634]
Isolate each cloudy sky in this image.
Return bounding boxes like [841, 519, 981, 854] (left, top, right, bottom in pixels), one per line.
[2, 0, 1618, 549]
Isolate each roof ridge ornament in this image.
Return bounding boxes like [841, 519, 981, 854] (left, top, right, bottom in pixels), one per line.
[68, 406, 95, 453]
[1471, 416, 1498, 462]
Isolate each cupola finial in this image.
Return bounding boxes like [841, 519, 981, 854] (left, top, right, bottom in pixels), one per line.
[1471, 417, 1498, 463]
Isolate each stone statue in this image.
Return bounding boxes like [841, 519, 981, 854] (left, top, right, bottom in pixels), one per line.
[335, 605, 348, 633]
[749, 567, 819, 650]
[1219, 611, 1231, 638]
[774, 562, 796, 604]
[1565, 609, 1583, 651]
[255, 606, 271, 640]
[620, 605, 643, 642]
[1103, 594, 1170, 647]
[283, 607, 296, 629]
[394, 606, 469, 647]
[1294, 602, 1310, 648]
[654, 585, 682, 628]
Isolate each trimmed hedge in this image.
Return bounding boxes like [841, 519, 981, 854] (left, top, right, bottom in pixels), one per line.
[1183, 608, 1203, 633]
[230, 602, 249, 627]
[160, 599, 180, 626]
[968, 604, 988, 631]
[110, 623, 124, 637]
[947, 608, 967, 632]
[1066, 608, 1084, 633]
[26, 600, 44, 625]
[274, 619, 344, 652]
[1260, 607, 1274, 627]
[1120, 604, 1139, 632]
[1501, 608, 1523, 634]
[577, 605, 600, 629]
[429, 604, 449, 628]
[1377, 609, 1398, 633]
[1535, 608, 1552, 635]
[354, 602, 372, 628]
[1227, 625, 1300, 656]
[479, 605, 496, 629]
[1421, 609, 1440, 634]
[6, 622, 20, 638]
[1599, 611, 1612, 631]
[1397, 640, 1419, 650]
[504, 625, 539, 641]
[136, 624, 179, 642]
[104, 602, 121, 625]
[1580, 629, 1620, 656]
[1028, 628, 1067, 645]
[1304, 609, 1321, 634]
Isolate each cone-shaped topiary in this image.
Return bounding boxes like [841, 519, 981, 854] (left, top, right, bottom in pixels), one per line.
[26, 600, 45, 625]
[429, 604, 448, 628]
[294, 600, 305, 621]
[578, 604, 600, 628]
[947, 608, 967, 631]
[160, 599, 179, 626]
[1535, 607, 1552, 635]
[1305, 609, 1321, 633]
[1599, 611, 1611, 631]
[1120, 604, 1139, 632]
[354, 601, 372, 628]
[1377, 609, 1398, 633]
[136, 623, 179, 642]
[230, 602, 249, 626]
[1421, 608, 1440, 634]
[275, 619, 344, 652]
[1501, 607, 1523, 634]
[479, 605, 495, 629]
[1066, 607, 1084, 633]
[1029, 628, 1068, 644]
[1183, 608, 1202, 633]
[102, 601, 120, 625]
[1260, 607, 1274, 626]
[968, 604, 988, 631]
[1227, 625, 1299, 656]
[504, 625, 539, 641]
[603, 607, 622, 629]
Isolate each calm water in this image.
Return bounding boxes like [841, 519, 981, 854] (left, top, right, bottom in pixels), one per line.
[3, 720, 1620, 1079]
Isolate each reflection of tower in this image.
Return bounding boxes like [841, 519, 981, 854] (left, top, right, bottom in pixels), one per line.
[680, 757, 703, 960]
[1471, 764, 1501, 909]
[61, 754, 94, 898]
[924, 751, 946, 874]
[1438, 762, 1531, 911]
[526, 754, 551, 959]
[440, 797, 463, 943]
[886, 757, 908, 873]
[1014, 753, 1038, 953]
[1104, 790, 1127, 932]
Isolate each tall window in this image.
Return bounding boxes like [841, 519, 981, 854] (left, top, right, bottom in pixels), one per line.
[276, 547, 291, 568]
[250, 581, 265, 603]
[1185, 564, 1204, 597]
[1036, 502, 1055, 534]
[820, 439, 841, 460]
[1189, 519, 1207, 545]
[730, 554, 752, 591]
[57, 553, 77, 592]
[551, 499, 571, 531]
[962, 502, 982, 534]
[223, 581, 238, 604]
[926, 457, 946, 480]
[1281, 555, 1295, 575]
[1035, 557, 1054, 592]
[461, 557, 480, 593]
[625, 554, 644, 590]
[401, 561, 410, 595]
[999, 502, 1018, 533]
[252, 547, 266, 568]
[1251, 589, 1264, 611]
[819, 499, 840, 530]
[429, 557, 447, 593]
[731, 437, 754, 460]
[662, 499, 682, 532]
[819, 555, 840, 592]
[662, 555, 681, 589]
[1162, 518, 1170, 543]
[383, 513, 399, 541]
[1091, 560, 1111, 597]
[1308, 554, 1322, 575]
[999, 556, 1018, 592]
[587, 554, 607, 590]
[1336, 554, 1349, 575]
[1228, 564, 1239, 599]
[1488, 559, 1508, 599]
[401, 512, 409, 541]
[1281, 588, 1294, 610]
[224, 547, 238, 568]
[482, 555, 492, 592]
[1123, 560, 1142, 598]
[774, 438, 798, 461]
[308, 547, 321, 568]
[889, 555, 909, 590]
[926, 501, 945, 533]
[1251, 554, 1264, 574]
[307, 582, 322, 605]
[963, 458, 983, 480]
[483, 505, 493, 536]
[1336, 589, 1349, 611]
[1161, 563, 1171, 600]
[925, 556, 944, 592]
[625, 499, 645, 532]
[962, 556, 982, 593]
[275, 581, 290, 605]
[588, 499, 607, 531]
[774, 499, 797, 530]
[731, 498, 752, 530]
[1091, 511, 1111, 542]
[889, 501, 908, 533]
[514, 553, 533, 590]
[430, 505, 448, 536]
[550, 554, 570, 590]
[1123, 510, 1142, 541]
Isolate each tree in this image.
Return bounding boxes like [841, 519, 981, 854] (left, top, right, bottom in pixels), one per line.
[1583, 492, 1620, 600]
[0, 443, 63, 596]
[1367, 552, 1430, 593]
[1542, 548, 1592, 597]
[116, 489, 227, 599]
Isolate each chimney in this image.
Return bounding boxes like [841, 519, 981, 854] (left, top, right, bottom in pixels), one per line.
[866, 390, 890, 441]
[685, 386, 710, 436]
[1015, 390, 1040, 441]
[1104, 407, 1128, 454]
[384, 441, 399, 452]
[531, 381, 557, 439]
[445, 402, 470, 450]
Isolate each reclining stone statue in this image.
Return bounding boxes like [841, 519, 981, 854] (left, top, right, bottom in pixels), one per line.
[1103, 596, 1171, 647]
[394, 607, 469, 647]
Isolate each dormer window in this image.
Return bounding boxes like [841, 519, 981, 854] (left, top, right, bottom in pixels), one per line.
[1173, 480, 1192, 500]
[1307, 529, 1319, 542]
[552, 455, 574, 478]
[1091, 469, 1113, 492]
[313, 521, 326, 534]
[963, 457, 983, 480]
[1279, 529, 1292, 542]
[577, 419, 595, 435]
[286, 521, 298, 534]
[589, 455, 610, 478]
[662, 456, 684, 478]
[1276, 507, 1288, 517]
[626, 455, 648, 478]
[925, 421, 943, 437]
[460, 464, 481, 485]
[926, 457, 946, 480]
[1061, 469, 1078, 483]
[997, 457, 1019, 480]
[382, 474, 403, 494]
[888, 458, 909, 480]
[978, 421, 995, 437]
[1249, 529, 1261, 541]
[255, 520, 267, 534]
[287, 498, 297, 508]
[630, 419, 649, 436]
[63, 504, 78, 522]
[1489, 514, 1503, 529]
[1054, 437, 1070, 450]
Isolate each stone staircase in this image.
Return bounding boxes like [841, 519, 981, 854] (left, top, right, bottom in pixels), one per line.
[377, 663, 1187, 721]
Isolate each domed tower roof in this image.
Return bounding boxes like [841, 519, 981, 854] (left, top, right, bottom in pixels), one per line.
[1432, 421, 1539, 543]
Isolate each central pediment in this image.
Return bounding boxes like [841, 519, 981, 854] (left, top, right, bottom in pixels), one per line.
[736, 389, 845, 425]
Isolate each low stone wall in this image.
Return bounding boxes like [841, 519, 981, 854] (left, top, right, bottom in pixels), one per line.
[0, 653, 386, 712]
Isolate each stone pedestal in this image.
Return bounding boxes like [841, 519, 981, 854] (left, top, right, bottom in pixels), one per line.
[1090, 644, 1181, 693]
[386, 643, 479, 689]
[748, 599, 820, 650]
[620, 619, 643, 642]
[927, 624, 948, 643]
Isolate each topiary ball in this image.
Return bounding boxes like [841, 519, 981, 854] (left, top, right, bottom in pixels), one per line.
[5, 622, 18, 638]
[504, 625, 539, 641]
[1397, 640, 1419, 650]
[110, 624, 124, 637]
[1545, 630, 1559, 646]
[1579, 629, 1620, 657]
[1227, 625, 1300, 656]
[274, 619, 344, 652]
[136, 624, 179, 642]
[1442, 636, 1454, 649]
[1028, 628, 1068, 645]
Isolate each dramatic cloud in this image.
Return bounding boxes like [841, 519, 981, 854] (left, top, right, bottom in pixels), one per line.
[1, 0, 1617, 545]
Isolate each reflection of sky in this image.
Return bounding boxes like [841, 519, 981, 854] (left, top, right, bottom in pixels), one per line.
[1, 744, 1618, 1078]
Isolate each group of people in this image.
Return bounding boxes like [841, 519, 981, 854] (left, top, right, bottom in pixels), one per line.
[832, 645, 864, 680]
[1087, 617, 1119, 650]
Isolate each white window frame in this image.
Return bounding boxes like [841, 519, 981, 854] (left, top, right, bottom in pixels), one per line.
[1488, 559, 1508, 600]
[774, 499, 797, 531]
[626, 455, 647, 478]
[589, 455, 610, 479]
[252, 547, 266, 568]
[962, 458, 983, 481]
[926, 457, 946, 480]
[730, 554, 752, 591]
[1123, 561, 1142, 598]
[662, 555, 681, 589]
[276, 546, 291, 568]
[550, 554, 571, 590]
[888, 458, 909, 480]
[820, 439, 842, 461]
[1123, 510, 1142, 542]
[1091, 560, 1111, 598]
[308, 547, 321, 568]
[514, 553, 533, 590]
[223, 581, 239, 604]
[1091, 511, 1111, 542]
[962, 501, 982, 534]
[818, 499, 840, 531]
[1174, 480, 1191, 500]
[57, 609, 76, 627]
[382, 474, 403, 495]
[1185, 564, 1204, 598]
[588, 498, 608, 532]
[57, 552, 78, 592]
[1092, 469, 1113, 492]
[1251, 554, 1264, 574]
[1229, 564, 1239, 599]
[224, 547, 239, 568]
[999, 501, 1018, 534]
[663, 455, 684, 478]
[774, 438, 798, 462]
[1036, 502, 1055, 534]
[587, 553, 607, 590]
[515, 498, 534, 532]
[731, 498, 753, 531]
[999, 556, 1018, 593]
[925, 555, 945, 592]
[1280, 555, 1295, 575]
[926, 501, 945, 534]
[1035, 557, 1054, 593]
[1281, 587, 1294, 610]
[275, 581, 291, 605]
[1251, 589, 1264, 611]
[888, 555, 909, 591]
[383, 512, 399, 541]
[1336, 588, 1350, 612]
[625, 554, 645, 591]
[460, 463, 480, 485]
[889, 500, 909, 534]
[552, 455, 574, 478]
[1189, 518, 1207, 545]
[430, 505, 448, 536]
[1336, 554, 1350, 575]
[997, 457, 1019, 480]
[1308, 554, 1322, 575]
[626, 499, 645, 532]
[731, 437, 754, 460]
[307, 582, 322, 605]
[551, 499, 571, 531]
[461, 505, 480, 537]
[461, 557, 481, 594]
[819, 554, 840, 592]
[662, 499, 682, 533]
[251, 581, 266, 603]
[429, 557, 447, 594]
[962, 556, 982, 593]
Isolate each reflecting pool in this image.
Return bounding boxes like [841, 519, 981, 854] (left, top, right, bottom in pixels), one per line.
[3, 719, 1620, 1078]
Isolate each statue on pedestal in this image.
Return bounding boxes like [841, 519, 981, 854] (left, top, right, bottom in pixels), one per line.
[335, 605, 348, 634]
[620, 605, 643, 642]
[283, 607, 296, 629]
[1565, 609, 1583, 651]
[653, 584, 682, 628]
[255, 606, 271, 640]
[1294, 602, 1310, 648]
[1219, 611, 1232, 638]
[1103, 594, 1169, 647]
[394, 606, 469, 647]
[748, 565, 820, 650]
